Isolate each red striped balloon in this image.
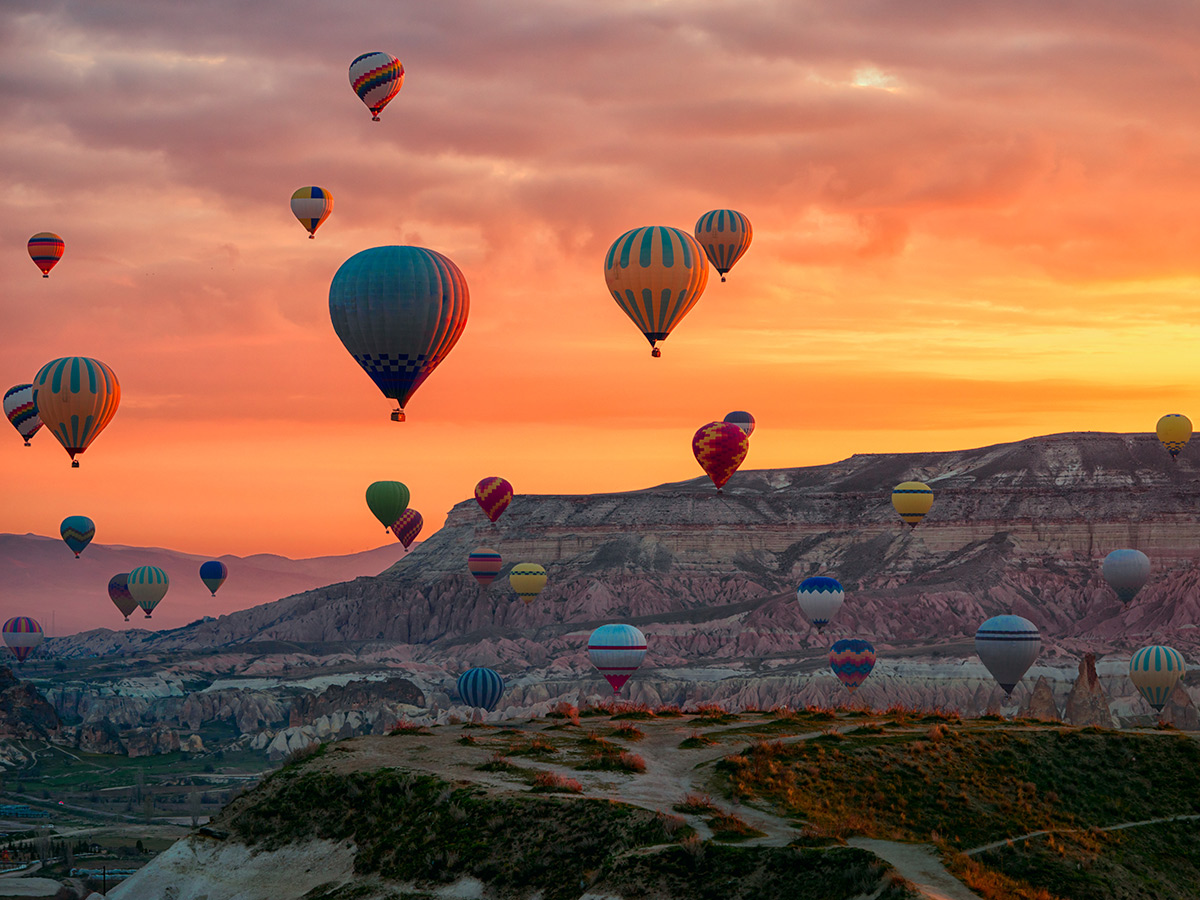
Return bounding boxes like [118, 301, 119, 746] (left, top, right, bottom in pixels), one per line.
[474, 477, 513, 523]
[692, 421, 749, 492]
[468, 548, 503, 586]
[28, 233, 64, 278]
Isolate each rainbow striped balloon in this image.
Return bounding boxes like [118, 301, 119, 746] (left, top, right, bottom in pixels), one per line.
[28, 232, 64, 277]
[108, 573, 137, 621]
[60, 515, 95, 558]
[457, 667, 505, 712]
[391, 509, 423, 549]
[830, 639, 876, 693]
[694, 209, 752, 282]
[4, 384, 42, 446]
[290, 186, 334, 238]
[588, 624, 647, 696]
[1129, 645, 1186, 712]
[32, 357, 120, 467]
[349, 51, 404, 120]
[468, 548, 503, 587]
[2, 616, 44, 663]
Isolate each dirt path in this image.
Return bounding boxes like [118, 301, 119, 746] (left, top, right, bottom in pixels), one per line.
[847, 838, 983, 900]
[965, 812, 1200, 856]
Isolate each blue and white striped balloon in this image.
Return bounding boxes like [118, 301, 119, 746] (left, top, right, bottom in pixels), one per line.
[456, 667, 505, 712]
[797, 577, 844, 631]
[587, 624, 647, 696]
[1129, 646, 1185, 712]
[975, 615, 1041, 695]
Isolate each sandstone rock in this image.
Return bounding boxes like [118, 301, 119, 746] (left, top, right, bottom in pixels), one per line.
[1159, 682, 1199, 731]
[76, 717, 123, 755]
[1019, 676, 1061, 721]
[123, 725, 181, 758]
[1063, 654, 1114, 727]
[0, 667, 58, 739]
[182, 733, 205, 753]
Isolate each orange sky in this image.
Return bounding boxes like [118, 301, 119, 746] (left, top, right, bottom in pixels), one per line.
[4, 1, 1200, 563]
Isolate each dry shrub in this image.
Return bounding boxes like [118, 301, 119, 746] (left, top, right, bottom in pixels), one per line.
[476, 752, 516, 772]
[457, 734, 477, 746]
[532, 771, 582, 793]
[680, 730, 717, 748]
[613, 723, 644, 741]
[548, 701, 581, 725]
[947, 851, 1060, 900]
[679, 833, 705, 863]
[674, 793, 720, 814]
[611, 701, 656, 719]
[655, 703, 684, 717]
[655, 811, 687, 834]
[707, 811, 760, 838]
[618, 752, 647, 773]
[389, 719, 431, 736]
[927, 723, 949, 742]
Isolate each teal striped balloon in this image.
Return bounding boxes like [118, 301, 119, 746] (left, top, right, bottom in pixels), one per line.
[1129, 645, 1186, 712]
[127, 565, 169, 618]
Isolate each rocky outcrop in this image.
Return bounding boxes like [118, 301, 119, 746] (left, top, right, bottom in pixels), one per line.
[287, 676, 425, 726]
[123, 724, 182, 758]
[74, 717, 124, 755]
[1160, 682, 1199, 731]
[1019, 676, 1060, 721]
[0, 667, 58, 739]
[1063, 654, 1114, 727]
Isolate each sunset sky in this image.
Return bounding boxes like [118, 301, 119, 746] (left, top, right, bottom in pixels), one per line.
[4, 1, 1200, 570]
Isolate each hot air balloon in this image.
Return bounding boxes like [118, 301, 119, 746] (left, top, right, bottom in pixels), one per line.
[350, 52, 404, 121]
[366, 481, 410, 530]
[457, 667, 505, 712]
[329, 246, 469, 422]
[797, 577, 844, 632]
[108, 573, 138, 621]
[2, 617, 43, 664]
[723, 411, 755, 437]
[975, 615, 1040, 697]
[3, 385, 41, 446]
[31, 357, 120, 468]
[1129, 646, 1186, 713]
[474, 477, 512, 523]
[830, 639, 875, 693]
[199, 560, 228, 596]
[290, 187, 334, 238]
[588, 624, 647, 696]
[1156, 414, 1191, 459]
[891, 481, 933, 527]
[603, 225, 709, 357]
[509, 563, 546, 604]
[694, 210, 752, 282]
[1103, 549, 1150, 603]
[391, 509, 423, 549]
[127, 566, 169, 618]
[692, 421, 749, 492]
[60, 516, 95, 558]
[468, 548, 502, 587]
[28, 233, 64, 278]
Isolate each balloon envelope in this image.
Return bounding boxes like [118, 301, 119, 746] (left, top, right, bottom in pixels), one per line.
[468, 548, 502, 587]
[60, 516, 95, 558]
[349, 51, 404, 120]
[694, 209, 752, 281]
[329, 246, 469, 420]
[2, 616, 43, 663]
[975, 615, 1040, 695]
[509, 563, 547, 604]
[1103, 549, 1151, 603]
[127, 566, 169, 617]
[366, 481, 410, 530]
[474, 477, 513, 523]
[891, 481, 933, 527]
[32, 357, 120, 466]
[830, 639, 875, 693]
[1156, 414, 1191, 458]
[108, 573, 138, 621]
[3, 384, 42, 445]
[28, 233, 63, 277]
[199, 560, 228, 596]
[290, 186, 333, 238]
[603, 225, 709, 356]
[457, 667, 505, 712]
[723, 411, 755, 436]
[1129, 645, 1185, 713]
[692, 421, 750, 491]
[588, 624, 647, 695]
[797, 577, 844, 631]
[391, 509, 423, 549]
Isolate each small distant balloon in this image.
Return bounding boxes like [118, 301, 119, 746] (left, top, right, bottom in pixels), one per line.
[694, 209, 752, 282]
[509, 563, 547, 604]
[692, 421, 750, 492]
[32, 357, 120, 468]
[723, 411, 755, 437]
[366, 482, 410, 531]
[60, 516, 95, 558]
[891, 481, 933, 527]
[797, 577, 844, 632]
[3, 385, 42, 446]
[28, 233, 64, 278]
[391, 509, 423, 549]
[975, 614, 1040, 696]
[588, 624, 647, 696]
[349, 51, 404, 121]
[199, 560, 228, 596]
[830, 639, 875, 693]
[1102, 549, 1151, 603]
[457, 667, 505, 712]
[108, 573, 138, 621]
[468, 548, 503, 587]
[475, 477, 513, 523]
[2, 616, 43, 663]
[1129, 646, 1186, 713]
[290, 187, 334, 238]
[127, 566, 169, 618]
[1156, 414, 1191, 459]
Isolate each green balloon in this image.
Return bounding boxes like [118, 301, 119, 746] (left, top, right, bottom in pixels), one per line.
[365, 481, 410, 529]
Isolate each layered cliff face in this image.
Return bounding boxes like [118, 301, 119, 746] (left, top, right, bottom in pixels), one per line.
[0, 667, 58, 739]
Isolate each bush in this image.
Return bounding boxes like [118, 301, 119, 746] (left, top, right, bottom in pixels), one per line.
[531, 771, 582, 793]
[389, 719, 432, 736]
[476, 753, 517, 772]
[674, 793, 720, 814]
[613, 724, 644, 741]
[680, 731, 718, 749]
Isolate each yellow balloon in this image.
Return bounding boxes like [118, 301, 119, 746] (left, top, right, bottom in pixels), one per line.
[1156, 414, 1191, 459]
[32, 357, 120, 468]
[891, 481, 933, 527]
[509, 563, 547, 604]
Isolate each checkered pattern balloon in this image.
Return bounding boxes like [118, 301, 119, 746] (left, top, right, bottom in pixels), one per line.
[692, 421, 749, 491]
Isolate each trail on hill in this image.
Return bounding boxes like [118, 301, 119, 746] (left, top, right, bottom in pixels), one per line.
[965, 812, 1200, 856]
[848, 838, 983, 900]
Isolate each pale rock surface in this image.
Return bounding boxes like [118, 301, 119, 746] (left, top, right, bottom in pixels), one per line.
[1063, 654, 1114, 727]
[1159, 681, 1199, 731]
[1019, 676, 1060, 721]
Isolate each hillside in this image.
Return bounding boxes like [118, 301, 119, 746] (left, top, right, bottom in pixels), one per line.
[110, 706, 1200, 900]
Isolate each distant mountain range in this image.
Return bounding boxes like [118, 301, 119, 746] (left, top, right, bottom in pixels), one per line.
[0, 533, 407, 632]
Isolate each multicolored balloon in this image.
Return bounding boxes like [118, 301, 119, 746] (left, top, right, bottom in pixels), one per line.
[694, 209, 752, 282]
[108, 573, 138, 621]
[474, 477, 513, 523]
[290, 186, 334, 238]
[588, 624, 647, 696]
[603, 225, 709, 357]
[1129, 646, 1186, 713]
[457, 667, 505, 712]
[28, 233, 64, 278]
[32, 357, 120, 468]
[199, 560, 228, 596]
[1103, 549, 1151, 603]
[2, 617, 43, 663]
[60, 516, 95, 558]
[797, 577, 844, 632]
[468, 548, 502, 587]
[975, 615, 1040, 696]
[1156, 414, 1191, 459]
[692, 421, 750, 492]
[127, 566, 169, 618]
[829, 639, 875, 693]
[891, 481, 933, 527]
[391, 509, 423, 549]
[723, 411, 755, 437]
[329, 246, 469, 421]
[366, 481, 410, 530]
[349, 51, 404, 121]
[3, 384, 42, 446]
[509, 563, 547, 604]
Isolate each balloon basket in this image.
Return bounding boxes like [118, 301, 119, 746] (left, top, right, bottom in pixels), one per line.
[42, 274, 49, 279]
[651, 347, 661, 358]
[720, 275, 727, 282]
[372, 115, 381, 122]
[23, 442, 29, 447]
[71, 460, 79, 468]
[391, 409, 406, 422]
[308, 234, 315, 240]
